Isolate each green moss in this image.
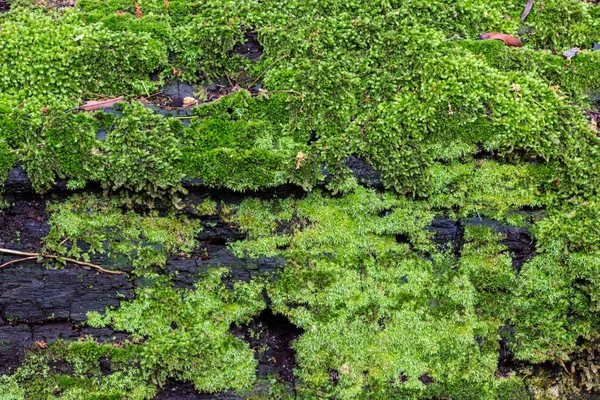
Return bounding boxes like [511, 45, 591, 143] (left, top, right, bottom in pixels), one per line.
[103, 102, 184, 198]
[227, 188, 534, 398]
[44, 193, 202, 274]
[0, 8, 164, 103]
[523, 0, 600, 50]
[180, 90, 319, 191]
[0, 137, 15, 184]
[428, 160, 551, 223]
[87, 269, 266, 393]
[3, 0, 600, 396]
[20, 111, 105, 191]
[2, 269, 265, 398]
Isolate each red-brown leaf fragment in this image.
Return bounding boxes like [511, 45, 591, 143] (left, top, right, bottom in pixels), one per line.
[80, 97, 125, 112]
[479, 32, 523, 47]
[521, 0, 534, 21]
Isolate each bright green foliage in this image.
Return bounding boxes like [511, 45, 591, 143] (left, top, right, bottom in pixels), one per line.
[0, 270, 264, 398]
[87, 269, 266, 393]
[459, 225, 516, 325]
[0, 8, 164, 103]
[536, 200, 600, 254]
[181, 90, 319, 191]
[510, 249, 600, 364]
[0, 340, 154, 399]
[44, 193, 202, 274]
[103, 102, 185, 198]
[508, 201, 600, 363]
[77, 0, 252, 82]
[523, 0, 600, 50]
[231, 188, 529, 398]
[2, 0, 600, 196]
[428, 160, 550, 223]
[20, 111, 105, 191]
[0, 137, 15, 183]
[2, 0, 600, 398]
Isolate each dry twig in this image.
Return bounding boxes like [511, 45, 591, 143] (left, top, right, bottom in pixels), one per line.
[0, 248, 126, 275]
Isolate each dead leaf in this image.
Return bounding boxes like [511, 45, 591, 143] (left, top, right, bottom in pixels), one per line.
[521, 0, 534, 21]
[479, 32, 523, 47]
[135, 3, 143, 18]
[138, 96, 151, 105]
[296, 151, 306, 169]
[35, 340, 47, 349]
[80, 96, 124, 112]
[183, 97, 196, 108]
[115, 10, 126, 16]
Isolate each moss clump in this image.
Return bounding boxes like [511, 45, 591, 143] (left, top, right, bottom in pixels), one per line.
[181, 90, 319, 191]
[428, 160, 550, 224]
[0, 8, 164, 103]
[44, 193, 203, 274]
[87, 269, 266, 393]
[0, 340, 154, 399]
[228, 188, 531, 398]
[523, 0, 600, 50]
[19, 111, 105, 191]
[103, 102, 185, 198]
[2, 0, 600, 397]
[0, 270, 264, 398]
[0, 137, 15, 183]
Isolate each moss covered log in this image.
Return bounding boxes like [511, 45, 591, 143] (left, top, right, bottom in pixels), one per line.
[1, 0, 600, 399]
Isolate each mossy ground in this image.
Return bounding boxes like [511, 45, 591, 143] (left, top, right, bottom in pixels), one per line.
[1, 0, 600, 399]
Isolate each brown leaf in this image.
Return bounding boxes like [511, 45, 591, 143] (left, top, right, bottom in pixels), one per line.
[183, 97, 196, 108]
[521, 0, 534, 21]
[296, 151, 306, 169]
[138, 96, 151, 105]
[80, 97, 125, 112]
[479, 32, 523, 47]
[135, 3, 143, 18]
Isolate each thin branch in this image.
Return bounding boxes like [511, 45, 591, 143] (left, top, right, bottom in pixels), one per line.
[225, 71, 234, 87]
[248, 54, 289, 88]
[0, 248, 126, 275]
[0, 256, 37, 269]
[264, 89, 305, 102]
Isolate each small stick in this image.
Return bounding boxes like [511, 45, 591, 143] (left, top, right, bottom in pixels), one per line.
[141, 80, 150, 98]
[248, 54, 289, 88]
[0, 248, 126, 275]
[0, 256, 37, 269]
[264, 89, 305, 102]
[59, 237, 70, 247]
[225, 72, 234, 87]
